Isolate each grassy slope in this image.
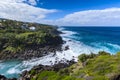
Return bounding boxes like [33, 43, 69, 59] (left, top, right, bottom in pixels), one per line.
[70, 52, 120, 80]
[29, 52, 120, 80]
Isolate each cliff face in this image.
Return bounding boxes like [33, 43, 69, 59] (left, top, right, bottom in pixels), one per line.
[0, 19, 63, 60]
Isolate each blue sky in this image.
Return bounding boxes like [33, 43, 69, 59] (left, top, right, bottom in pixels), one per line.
[36, 0, 120, 19]
[1, 0, 120, 26]
[37, 0, 120, 10]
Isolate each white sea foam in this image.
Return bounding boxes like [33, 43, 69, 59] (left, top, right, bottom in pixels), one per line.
[7, 68, 20, 74]
[1, 27, 120, 78]
[107, 43, 120, 49]
[2, 27, 97, 75]
[9, 27, 99, 72]
[90, 42, 120, 54]
[61, 31, 77, 37]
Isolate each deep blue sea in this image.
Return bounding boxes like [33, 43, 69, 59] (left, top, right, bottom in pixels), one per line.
[62, 27, 120, 54]
[0, 27, 120, 78]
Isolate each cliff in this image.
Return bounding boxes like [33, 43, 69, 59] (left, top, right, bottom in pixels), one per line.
[0, 19, 63, 60]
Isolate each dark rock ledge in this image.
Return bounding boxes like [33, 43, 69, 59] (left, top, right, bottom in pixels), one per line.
[0, 44, 63, 61]
[0, 59, 76, 80]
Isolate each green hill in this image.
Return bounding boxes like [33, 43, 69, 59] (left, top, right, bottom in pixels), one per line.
[0, 19, 63, 60]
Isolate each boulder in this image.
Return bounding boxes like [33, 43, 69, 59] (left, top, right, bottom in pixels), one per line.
[64, 45, 69, 50]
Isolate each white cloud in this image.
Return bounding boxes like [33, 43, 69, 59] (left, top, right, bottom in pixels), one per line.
[0, 0, 57, 22]
[1, 0, 39, 5]
[54, 8, 120, 26]
[27, 0, 38, 5]
[0, 0, 120, 26]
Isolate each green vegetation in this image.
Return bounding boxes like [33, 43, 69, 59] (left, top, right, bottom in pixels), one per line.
[28, 51, 120, 80]
[70, 51, 120, 80]
[1, 19, 120, 80]
[78, 53, 97, 62]
[30, 71, 83, 80]
[0, 19, 62, 54]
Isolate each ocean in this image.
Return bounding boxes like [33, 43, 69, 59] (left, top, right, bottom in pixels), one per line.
[62, 27, 120, 54]
[0, 27, 120, 78]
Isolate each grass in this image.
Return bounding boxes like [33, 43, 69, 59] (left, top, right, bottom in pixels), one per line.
[30, 71, 84, 80]
[29, 52, 120, 80]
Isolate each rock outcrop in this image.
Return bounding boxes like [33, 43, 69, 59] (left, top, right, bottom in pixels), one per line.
[19, 60, 76, 80]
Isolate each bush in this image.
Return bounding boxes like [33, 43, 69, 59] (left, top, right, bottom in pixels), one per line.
[78, 54, 88, 62]
[30, 70, 36, 75]
[98, 51, 110, 56]
[78, 53, 97, 63]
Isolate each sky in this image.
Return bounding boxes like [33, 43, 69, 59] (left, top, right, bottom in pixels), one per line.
[1, 0, 120, 26]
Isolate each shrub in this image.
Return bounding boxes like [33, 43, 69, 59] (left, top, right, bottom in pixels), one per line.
[98, 51, 110, 56]
[78, 53, 97, 63]
[78, 54, 88, 62]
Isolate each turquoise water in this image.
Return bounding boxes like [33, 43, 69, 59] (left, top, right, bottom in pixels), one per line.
[0, 27, 120, 78]
[63, 27, 120, 54]
[0, 60, 22, 78]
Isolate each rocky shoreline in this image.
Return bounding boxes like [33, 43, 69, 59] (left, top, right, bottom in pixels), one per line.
[0, 18, 68, 80]
[0, 59, 75, 80]
[0, 44, 63, 61]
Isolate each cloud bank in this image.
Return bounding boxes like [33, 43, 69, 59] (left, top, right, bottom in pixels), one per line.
[0, 0, 57, 22]
[55, 8, 120, 26]
[0, 0, 120, 26]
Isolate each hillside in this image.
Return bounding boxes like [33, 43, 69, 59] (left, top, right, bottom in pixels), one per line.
[0, 19, 120, 80]
[0, 19, 63, 60]
[16, 51, 120, 80]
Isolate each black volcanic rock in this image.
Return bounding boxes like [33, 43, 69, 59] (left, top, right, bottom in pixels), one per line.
[0, 75, 7, 80]
[19, 60, 76, 80]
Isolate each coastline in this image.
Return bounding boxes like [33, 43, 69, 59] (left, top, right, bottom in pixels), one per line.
[1, 26, 120, 79]
[0, 19, 64, 78]
[0, 26, 79, 79]
[0, 27, 77, 79]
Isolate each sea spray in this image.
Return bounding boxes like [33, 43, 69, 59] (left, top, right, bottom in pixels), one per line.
[1, 27, 120, 78]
